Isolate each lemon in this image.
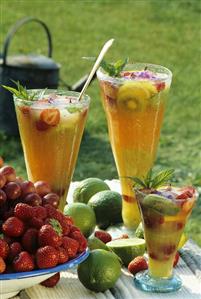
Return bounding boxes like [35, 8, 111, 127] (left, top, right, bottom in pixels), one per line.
[77, 249, 121, 292]
[178, 233, 188, 249]
[73, 178, 110, 204]
[64, 203, 96, 237]
[117, 81, 157, 111]
[88, 190, 122, 229]
[107, 237, 146, 266]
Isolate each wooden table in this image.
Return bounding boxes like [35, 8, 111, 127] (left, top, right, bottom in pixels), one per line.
[14, 181, 201, 299]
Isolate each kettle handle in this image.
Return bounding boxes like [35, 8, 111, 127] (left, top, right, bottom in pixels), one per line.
[2, 16, 52, 65]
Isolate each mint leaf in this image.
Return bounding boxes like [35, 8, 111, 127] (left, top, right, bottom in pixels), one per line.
[2, 80, 38, 101]
[67, 107, 82, 113]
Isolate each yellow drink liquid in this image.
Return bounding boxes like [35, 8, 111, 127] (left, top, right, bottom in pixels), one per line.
[14, 91, 90, 210]
[97, 64, 172, 228]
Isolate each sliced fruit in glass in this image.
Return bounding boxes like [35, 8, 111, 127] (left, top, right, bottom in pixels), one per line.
[14, 90, 90, 211]
[134, 186, 198, 293]
[97, 63, 172, 228]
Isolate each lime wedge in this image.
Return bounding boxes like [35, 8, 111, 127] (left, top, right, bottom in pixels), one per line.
[107, 237, 146, 266]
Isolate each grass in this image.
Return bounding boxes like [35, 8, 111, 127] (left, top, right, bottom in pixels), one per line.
[0, 0, 200, 245]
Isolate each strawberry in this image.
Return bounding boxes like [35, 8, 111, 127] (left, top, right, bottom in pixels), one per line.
[176, 191, 193, 200]
[128, 256, 148, 275]
[155, 82, 165, 92]
[0, 238, 9, 259]
[2, 216, 24, 237]
[57, 247, 69, 264]
[36, 245, 59, 269]
[28, 217, 43, 229]
[70, 225, 80, 234]
[14, 203, 35, 221]
[22, 228, 38, 253]
[0, 256, 6, 273]
[36, 120, 50, 131]
[8, 242, 22, 262]
[94, 231, 112, 244]
[40, 109, 60, 126]
[59, 215, 72, 235]
[33, 206, 47, 219]
[62, 236, 79, 258]
[70, 231, 87, 252]
[162, 244, 176, 255]
[38, 220, 62, 248]
[13, 251, 35, 272]
[173, 252, 180, 267]
[40, 272, 60, 288]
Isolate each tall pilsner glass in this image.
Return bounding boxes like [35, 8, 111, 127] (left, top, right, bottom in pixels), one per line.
[14, 90, 90, 211]
[97, 63, 172, 228]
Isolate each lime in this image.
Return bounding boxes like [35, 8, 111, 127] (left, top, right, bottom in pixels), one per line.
[87, 236, 110, 251]
[88, 190, 122, 229]
[135, 222, 144, 239]
[107, 237, 146, 266]
[178, 233, 188, 249]
[73, 178, 110, 204]
[77, 249, 121, 292]
[64, 203, 96, 237]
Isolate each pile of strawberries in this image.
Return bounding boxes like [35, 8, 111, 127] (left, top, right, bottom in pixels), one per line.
[0, 157, 87, 287]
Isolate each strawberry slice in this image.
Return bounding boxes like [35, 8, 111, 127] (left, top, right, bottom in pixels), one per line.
[36, 120, 50, 131]
[155, 82, 165, 92]
[19, 106, 30, 115]
[40, 109, 60, 126]
[176, 190, 193, 200]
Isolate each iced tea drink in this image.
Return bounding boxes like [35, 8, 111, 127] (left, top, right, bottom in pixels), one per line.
[135, 186, 197, 292]
[14, 90, 90, 210]
[97, 63, 172, 228]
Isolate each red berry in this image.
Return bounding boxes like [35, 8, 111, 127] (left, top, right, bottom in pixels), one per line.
[38, 222, 62, 248]
[94, 231, 112, 243]
[42, 193, 59, 208]
[28, 217, 43, 229]
[34, 181, 51, 197]
[40, 272, 60, 287]
[44, 204, 62, 222]
[4, 182, 21, 200]
[176, 191, 193, 199]
[0, 238, 9, 259]
[20, 181, 36, 198]
[13, 251, 34, 272]
[23, 193, 42, 206]
[33, 206, 47, 219]
[62, 236, 79, 258]
[173, 252, 180, 267]
[36, 246, 59, 269]
[0, 256, 6, 273]
[155, 82, 166, 92]
[0, 166, 16, 182]
[59, 215, 71, 235]
[162, 244, 176, 255]
[57, 247, 69, 264]
[40, 109, 60, 127]
[69, 231, 87, 252]
[2, 216, 24, 237]
[8, 242, 22, 262]
[128, 256, 148, 275]
[22, 228, 38, 253]
[14, 203, 35, 221]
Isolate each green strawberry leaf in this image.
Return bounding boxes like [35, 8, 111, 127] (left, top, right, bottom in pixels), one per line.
[49, 218, 62, 236]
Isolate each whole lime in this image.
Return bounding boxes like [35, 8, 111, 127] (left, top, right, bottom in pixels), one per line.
[88, 190, 122, 229]
[64, 203, 96, 237]
[73, 178, 110, 204]
[77, 249, 121, 292]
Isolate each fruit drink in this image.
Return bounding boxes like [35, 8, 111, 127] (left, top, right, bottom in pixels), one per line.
[14, 90, 90, 211]
[97, 63, 172, 228]
[135, 185, 197, 292]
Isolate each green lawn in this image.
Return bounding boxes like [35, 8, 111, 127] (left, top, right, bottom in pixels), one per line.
[0, 0, 200, 245]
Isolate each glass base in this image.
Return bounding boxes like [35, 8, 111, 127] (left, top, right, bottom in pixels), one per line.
[134, 270, 182, 293]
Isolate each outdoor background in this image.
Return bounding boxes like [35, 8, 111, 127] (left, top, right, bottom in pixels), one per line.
[0, 0, 200, 244]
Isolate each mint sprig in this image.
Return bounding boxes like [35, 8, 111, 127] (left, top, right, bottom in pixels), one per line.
[83, 57, 128, 77]
[126, 168, 175, 190]
[2, 80, 46, 101]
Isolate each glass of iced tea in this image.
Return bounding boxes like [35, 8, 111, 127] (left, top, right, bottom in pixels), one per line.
[14, 89, 90, 210]
[134, 185, 197, 292]
[97, 63, 172, 228]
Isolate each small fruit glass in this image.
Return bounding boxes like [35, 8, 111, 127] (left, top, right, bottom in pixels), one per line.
[134, 186, 198, 293]
[14, 90, 90, 211]
[97, 63, 172, 229]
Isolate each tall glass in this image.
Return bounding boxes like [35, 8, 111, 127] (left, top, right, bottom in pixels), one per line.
[134, 186, 197, 292]
[97, 63, 172, 228]
[14, 90, 90, 210]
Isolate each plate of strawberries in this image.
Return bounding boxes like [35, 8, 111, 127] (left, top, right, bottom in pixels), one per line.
[0, 159, 89, 299]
